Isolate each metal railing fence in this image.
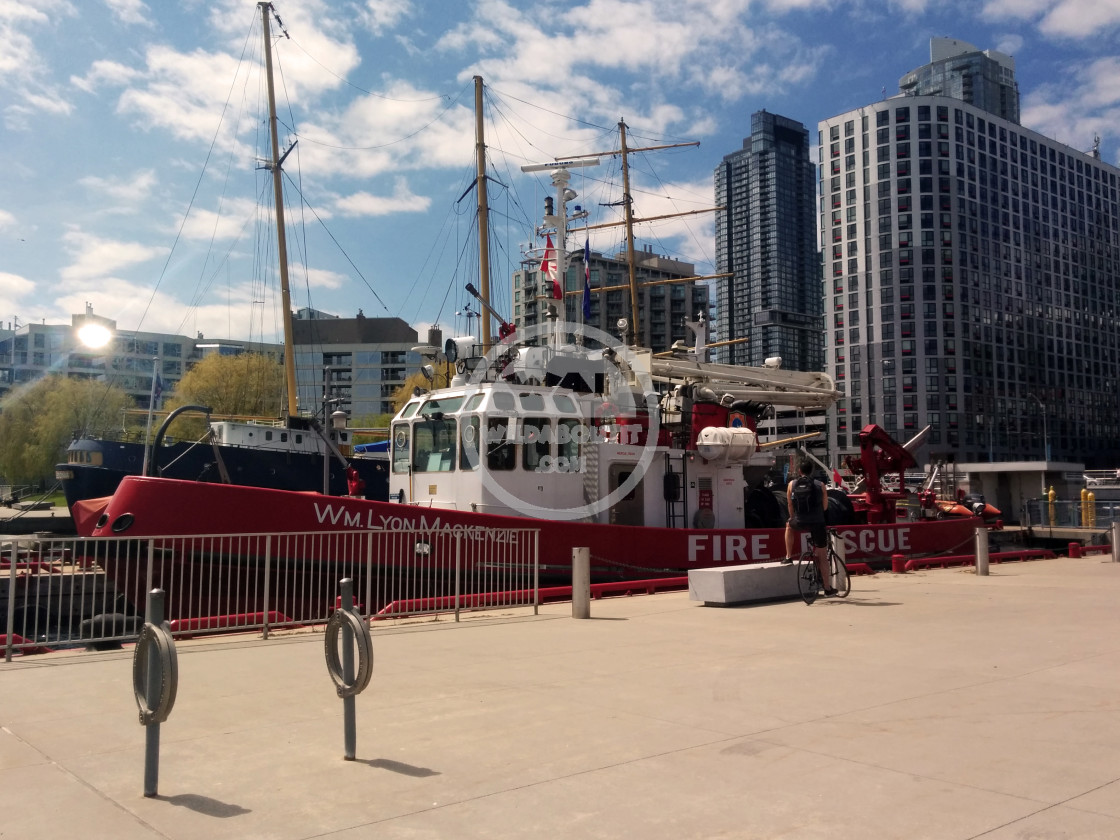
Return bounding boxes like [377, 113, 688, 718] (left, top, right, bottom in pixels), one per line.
[3, 527, 539, 661]
[1022, 499, 1120, 530]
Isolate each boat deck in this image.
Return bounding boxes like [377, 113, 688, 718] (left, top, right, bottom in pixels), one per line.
[4, 554, 1120, 838]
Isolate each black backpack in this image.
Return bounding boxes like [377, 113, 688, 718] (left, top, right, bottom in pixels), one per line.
[791, 476, 817, 517]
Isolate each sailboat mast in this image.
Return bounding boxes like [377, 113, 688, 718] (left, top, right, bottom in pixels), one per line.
[619, 121, 640, 343]
[474, 76, 493, 351]
[260, 1, 299, 419]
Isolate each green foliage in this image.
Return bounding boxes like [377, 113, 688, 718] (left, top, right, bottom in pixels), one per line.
[162, 352, 285, 438]
[347, 412, 393, 446]
[0, 376, 135, 484]
[390, 368, 452, 414]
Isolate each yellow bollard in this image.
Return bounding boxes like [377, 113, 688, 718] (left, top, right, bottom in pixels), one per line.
[1081, 487, 1089, 527]
[1048, 486, 1056, 527]
[1088, 490, 1096, 527]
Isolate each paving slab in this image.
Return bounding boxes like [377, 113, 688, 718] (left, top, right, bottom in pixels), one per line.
[3, 555, 1120, 839]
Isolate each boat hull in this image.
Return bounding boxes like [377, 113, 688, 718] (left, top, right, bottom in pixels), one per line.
[57, 439, 389, 510]
[83, 476, 979, 620]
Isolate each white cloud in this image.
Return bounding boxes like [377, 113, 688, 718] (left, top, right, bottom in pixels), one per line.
[0, 209, 15, 229]
[0, 271, 35, 298]
[982, 0, 1120, 36]
[176, 196, 260, 241]
[104, 0, 152, 26]
[1021, 57, 1120, 164]
[291, 263, 349, 290]
[78, 169, 158, 205]
[334, 178, 431, 216]
[61, 229, 167, 282]
[0, 1, 77, 126]
[71, 59, 141, 93]
[357, 0, 413, 35]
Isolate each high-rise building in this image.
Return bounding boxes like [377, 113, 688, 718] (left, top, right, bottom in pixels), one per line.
[819, 41, 1120, 467]
[714, 110, 822, 370]
[899, 38, 1020, 125]
[511, 246, 708, 351]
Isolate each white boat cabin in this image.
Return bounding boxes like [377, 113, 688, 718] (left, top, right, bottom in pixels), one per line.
[388, 382, 766, 528]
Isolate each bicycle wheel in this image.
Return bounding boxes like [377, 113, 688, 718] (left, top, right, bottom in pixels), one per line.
[796, 551, 819, 605]
[830, 550, 851, 598]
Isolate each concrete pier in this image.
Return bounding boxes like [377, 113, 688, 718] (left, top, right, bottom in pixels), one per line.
[4, 554, 1120, 838]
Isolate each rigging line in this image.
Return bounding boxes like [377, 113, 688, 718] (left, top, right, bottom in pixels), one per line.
[285, 34, 449, 102]
[433, 210, 479, 326]
[637, 158, 716, 269]
[398, 182, 465, 319]
[272, 34, 317, 330]
[279, 81, 472, 151]
[133, 12, 258, 335]
[487, 85, 616, 134]
[281, 171, 390, 312]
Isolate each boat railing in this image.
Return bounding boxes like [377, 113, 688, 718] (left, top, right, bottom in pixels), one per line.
[2, 526, 540, 661]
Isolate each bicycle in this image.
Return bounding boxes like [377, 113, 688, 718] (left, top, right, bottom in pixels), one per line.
[796, 532, 851, 605]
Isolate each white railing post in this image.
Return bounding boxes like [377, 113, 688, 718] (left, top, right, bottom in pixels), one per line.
[262, 534, 273, 639]
[4, 540, 17, 663]
[1112, 520, 1120, 563]
[975, 525, 989, 576]
[572, 547, 590, 619]
[454, 531, 462, 623]
[533, 530, 540, 616]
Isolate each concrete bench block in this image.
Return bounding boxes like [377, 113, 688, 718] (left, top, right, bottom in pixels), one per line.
[688, 562, 798, 606]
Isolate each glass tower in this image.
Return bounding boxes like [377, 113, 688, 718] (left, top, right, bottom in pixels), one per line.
[714, 111, 822, 370]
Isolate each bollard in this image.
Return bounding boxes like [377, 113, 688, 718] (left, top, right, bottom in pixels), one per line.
[324, 578, 373, 761]
[891, 554, 906, 574]
[1112, 521, 1120, 562]
[572, 547, 590, 619]
[1069, 542, 1082, 559]
[133, 588, 178, 797]
[974, 526, 989, 576]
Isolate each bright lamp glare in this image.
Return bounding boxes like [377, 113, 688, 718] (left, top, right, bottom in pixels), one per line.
[77, 323, 112, 348]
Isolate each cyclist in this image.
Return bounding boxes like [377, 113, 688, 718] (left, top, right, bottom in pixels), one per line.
[784, 461, 833, 595]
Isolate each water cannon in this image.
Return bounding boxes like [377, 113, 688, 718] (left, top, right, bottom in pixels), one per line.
[464, 282, 516, 342]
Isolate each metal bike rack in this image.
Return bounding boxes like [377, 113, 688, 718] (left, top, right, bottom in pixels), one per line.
[324, 578, 373, 760]
[132, 588, 178, 797]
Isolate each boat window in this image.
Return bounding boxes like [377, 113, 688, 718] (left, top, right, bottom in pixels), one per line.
[519, 393, 546, 412]
[492, 391, 515, 411]
[421, 396, 463, 415]
[522, 417, 551, 471]
[265, 431, 273, 441]
[412, 417, 457, 473]
[280, 432, 288, 442]
[553, 394, 576, 412]
[295, 434, 303, 444]
[401, 402, 420, 419]
[558, 419, 583, 471]
[460, 416, 480, 470]
[392, 424, 410, 474]
[486, 418, 515, 471]
[465, 393, 485, 411]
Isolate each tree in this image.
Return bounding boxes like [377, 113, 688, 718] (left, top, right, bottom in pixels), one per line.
[158, 352, 283, 439]
[0, 376, 135, 485]
[389, 366, 452, 414]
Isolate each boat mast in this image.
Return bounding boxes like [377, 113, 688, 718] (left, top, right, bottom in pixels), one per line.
[474, 76, 493, 352]
[619, 121, 640, 343]
[260, 1, 299, 420]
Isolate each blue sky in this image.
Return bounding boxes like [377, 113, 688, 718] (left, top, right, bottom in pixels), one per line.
[2, 0, 1118, 346]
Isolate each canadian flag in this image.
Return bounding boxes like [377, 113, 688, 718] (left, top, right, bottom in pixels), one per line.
[539, 234, 562, 299]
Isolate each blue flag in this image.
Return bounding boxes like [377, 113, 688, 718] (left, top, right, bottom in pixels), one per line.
[583, 239, 592, 320]
[153, 372, 163, 404]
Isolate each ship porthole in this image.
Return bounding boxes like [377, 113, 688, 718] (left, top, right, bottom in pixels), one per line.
[96, 514, 109, 529]
[111, 513, 134, 533]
